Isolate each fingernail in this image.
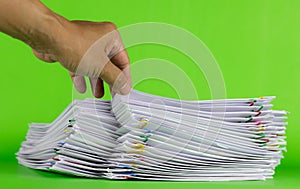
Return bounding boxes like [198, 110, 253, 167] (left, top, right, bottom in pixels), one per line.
[74, 77, 86, 93]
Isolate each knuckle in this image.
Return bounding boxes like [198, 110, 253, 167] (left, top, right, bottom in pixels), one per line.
[104, 22, 117, 30]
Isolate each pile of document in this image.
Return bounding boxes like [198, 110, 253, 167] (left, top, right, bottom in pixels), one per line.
[17, 90, 287, 181]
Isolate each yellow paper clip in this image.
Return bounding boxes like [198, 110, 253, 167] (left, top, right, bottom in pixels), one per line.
[137, 149, 145, 153]
[258, 126, 265, 131]
[132, 143, 144, 149]
[127, 149, 145, 154]
[137, 119, 149, 129]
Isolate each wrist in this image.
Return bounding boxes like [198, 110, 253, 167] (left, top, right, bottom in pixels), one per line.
[26, 11, 70, 52]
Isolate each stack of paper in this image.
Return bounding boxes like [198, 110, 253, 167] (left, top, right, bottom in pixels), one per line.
[17, 90, 287, 181]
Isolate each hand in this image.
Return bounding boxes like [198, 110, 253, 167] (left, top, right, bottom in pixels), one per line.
[32, 20, 131, 98]
[0, 0, 131, 97]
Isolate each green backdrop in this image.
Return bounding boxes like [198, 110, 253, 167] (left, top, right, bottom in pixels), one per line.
[0, 0, 299, 188]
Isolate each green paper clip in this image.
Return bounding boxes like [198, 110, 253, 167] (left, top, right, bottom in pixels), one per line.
[140, 135, 149, 142]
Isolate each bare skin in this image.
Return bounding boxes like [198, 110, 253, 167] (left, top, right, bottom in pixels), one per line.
[0, 0, 131, 97]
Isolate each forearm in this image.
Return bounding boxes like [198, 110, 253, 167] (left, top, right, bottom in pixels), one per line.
[0, 0, 68, 52]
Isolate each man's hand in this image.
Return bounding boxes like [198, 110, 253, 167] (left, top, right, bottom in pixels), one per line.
[0, 0, 131, 97]
[32, 20, 131, 97]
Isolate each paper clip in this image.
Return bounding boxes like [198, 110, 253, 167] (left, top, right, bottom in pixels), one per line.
[127, 149, 145, 154]
[256, 121, 262, 125]
[137, 149, 145, 154]
[63, 129, 69, 133]
[261, 138, 269, 143]
[52, 157, 60, 161]
[124, 175, 131, 179]
[137, 118, 149, 129]
[267, 144, 280, 147]
[252, 133, 265, 139]
[132, 143, 144, 149]
[53, 148, 60, 154]
[257, 133, 265, 139]
[248, 99, 257, 106]
[255, 111, 262, 116]
[140, 135, 149, 142]
[117, 164, 131, 168]
[246, 116, 253, 122]
[256, 105, 264, 112]
[124, 173, 136, 179]
[69, 119, 76, 123]
[144, 128, 151, 133]
[258, 125, 265, 131]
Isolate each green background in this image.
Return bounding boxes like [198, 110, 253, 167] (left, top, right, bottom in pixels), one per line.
[0, 0, 299, 188]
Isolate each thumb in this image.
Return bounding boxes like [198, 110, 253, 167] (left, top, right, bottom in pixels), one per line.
[99, 60, 131, 95]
